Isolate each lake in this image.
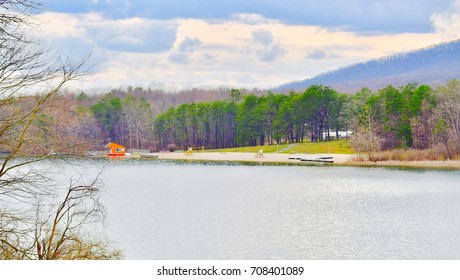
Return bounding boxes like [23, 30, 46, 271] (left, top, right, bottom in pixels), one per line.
[88, 159, 460, 260]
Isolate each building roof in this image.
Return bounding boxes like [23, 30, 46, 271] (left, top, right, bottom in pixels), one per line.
[105, 142, 125, 149]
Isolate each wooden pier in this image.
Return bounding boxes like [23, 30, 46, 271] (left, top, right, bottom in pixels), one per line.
[288, 155, 334, 163]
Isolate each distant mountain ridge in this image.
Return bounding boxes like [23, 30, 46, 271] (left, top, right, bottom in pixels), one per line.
[276, 39, 460, 93]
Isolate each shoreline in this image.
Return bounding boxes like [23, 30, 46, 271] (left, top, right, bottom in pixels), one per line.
[153, 151, 460, 170]
[338, 159, 460, 170]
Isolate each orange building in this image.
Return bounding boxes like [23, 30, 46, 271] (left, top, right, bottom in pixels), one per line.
[106, 142, 126, 157]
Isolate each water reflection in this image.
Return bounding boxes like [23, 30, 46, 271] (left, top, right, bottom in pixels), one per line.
[94, 160, 460, 259]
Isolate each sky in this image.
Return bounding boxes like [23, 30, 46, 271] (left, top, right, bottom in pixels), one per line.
[36, 0, 460, 91]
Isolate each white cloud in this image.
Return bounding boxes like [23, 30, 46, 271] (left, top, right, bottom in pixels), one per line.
[168, 37, 202, 64]
[306, 49, 328, 60]
[252, 29, 274, 45]
[251, 29, 285, 62]
[36, 12, 178, 53]
[178, 37, 202, 52]
[257, 43, 285, 62]
[231, 13, 274, 25]
[431, 0, 460, 38]
[35, 11, 453, 90]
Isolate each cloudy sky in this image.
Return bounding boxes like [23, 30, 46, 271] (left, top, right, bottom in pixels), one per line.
[38, 0, 460, 91]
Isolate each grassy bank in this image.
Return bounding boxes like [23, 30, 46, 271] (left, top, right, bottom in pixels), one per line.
[208, 139, 354, 154]
[198, 141, 460, 170]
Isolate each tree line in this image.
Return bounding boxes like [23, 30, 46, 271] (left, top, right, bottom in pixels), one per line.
[153, 86, 349, 150]
[4, 80, 460, 159]
[350, 80, 460, 159]
[153, 81, 460, 159]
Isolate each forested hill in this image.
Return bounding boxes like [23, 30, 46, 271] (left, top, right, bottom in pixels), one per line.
[276, 39, 460, 93]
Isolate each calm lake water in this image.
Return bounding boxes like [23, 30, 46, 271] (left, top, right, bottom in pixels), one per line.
[79, 159, 460, 260]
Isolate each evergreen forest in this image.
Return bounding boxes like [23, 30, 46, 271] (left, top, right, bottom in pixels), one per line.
[3, 81, 460, 159]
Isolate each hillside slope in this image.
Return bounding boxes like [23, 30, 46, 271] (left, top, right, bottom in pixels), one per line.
[276, 39, 460, 93]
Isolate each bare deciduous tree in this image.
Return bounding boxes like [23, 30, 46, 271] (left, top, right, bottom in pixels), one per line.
[1, 1, 119, 259]
[435, 80, 460, 152]
[1, 172, 121, 260]
[34, 177, 121, 260]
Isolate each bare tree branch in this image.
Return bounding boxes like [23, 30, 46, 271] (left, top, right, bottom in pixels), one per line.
[1, 1, 119, 260]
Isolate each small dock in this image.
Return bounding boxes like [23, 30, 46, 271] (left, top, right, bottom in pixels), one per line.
[288, 155, 334, 163]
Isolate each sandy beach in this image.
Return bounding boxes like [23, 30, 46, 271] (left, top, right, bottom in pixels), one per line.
[154, 151, 460, 169]
[157, 151, 351, 164]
